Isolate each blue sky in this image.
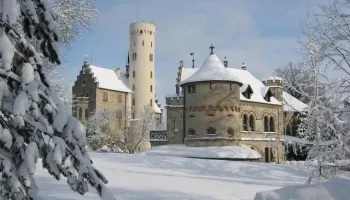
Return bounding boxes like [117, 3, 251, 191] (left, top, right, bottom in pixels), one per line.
[62, 0, 327, 106]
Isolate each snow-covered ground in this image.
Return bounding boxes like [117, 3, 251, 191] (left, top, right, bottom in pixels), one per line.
[145, 144, 261, 159]
[255, 177, 350, 200]
[35, 153, 308, 200]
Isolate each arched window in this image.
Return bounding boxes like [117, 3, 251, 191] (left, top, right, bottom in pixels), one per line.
[150, 99, 153, 106]
[151, 41, 153, 47]
[264, 116, 269, 132]
[142, 40, 144, 46]
[132, 84, 135, 92]
[243, 114, 248, 131]
[270, 116, 275, 132]
[227, 127, 234, 136]
[140, 30, 143, 34]
[150, 85, 153, 92]
[150, 71, 153, 78]
[188, 128, 196, 135]
[207, 127, 216, 135]
[285, 124, 292, 136]
[85, 109, 88, 119]
[249, 114, 255, 131]
[79, 107, 82, 119]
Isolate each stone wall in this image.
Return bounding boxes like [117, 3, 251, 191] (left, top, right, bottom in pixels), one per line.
[183, 81, 241, 146]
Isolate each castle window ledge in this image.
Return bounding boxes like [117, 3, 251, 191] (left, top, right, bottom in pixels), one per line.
[185, 137, 237, 141]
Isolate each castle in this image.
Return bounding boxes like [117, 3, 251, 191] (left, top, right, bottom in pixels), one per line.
[71, 21, 307, 162]
[72, 22, 162, 151]
[164, 45, 307, 163]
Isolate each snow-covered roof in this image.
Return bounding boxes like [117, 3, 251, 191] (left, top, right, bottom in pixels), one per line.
[180, 67, 281, 105]
[262, 76, 283, 81]
[88, 65, 132, 93]
[154, 102, 162, 114]
[283, 92, 307, 112]
[180, 54, 242, 85]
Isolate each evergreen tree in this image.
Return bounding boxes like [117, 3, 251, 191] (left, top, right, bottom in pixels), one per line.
[0, 0, 114, 199]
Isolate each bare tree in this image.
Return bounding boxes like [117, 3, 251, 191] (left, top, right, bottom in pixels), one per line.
[117, 106, 155, 154]
[275, 62, 309, 103]
[86, 106, 156, 154]
[309, 0, 350, 92]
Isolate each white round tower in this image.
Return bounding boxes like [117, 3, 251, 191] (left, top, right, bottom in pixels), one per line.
[128, 21, 156, 118]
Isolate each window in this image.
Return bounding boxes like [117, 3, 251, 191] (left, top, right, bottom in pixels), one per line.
[264, 116, 269, 132]
[116, 109, 123, 120]
[174, 119, 181, 131]
[85, 109, 88, 119]
[118, 94, 122, 103]
[150, 99, 153, 106]
[188, 85, 192, 94]
[142, 40, 144, 46]
[249, 115, 255, 131]
[149, 53, 153, 62]
[207, 127, 216, 135]
[243, 114, 248, 131]
[151, 41, 153, 47]
[82, 80, 85, 86]
[188, 128, 196, 135]
[285, 124, 292, 136]
[270, 116, 275, 132]
[230, 83, 232, 90]
[132, 53, 137, 60]
[140, 30, 143, 34]
[192, 85, 196, 93]
[79, 107, 82, 119]
[132, 84, 135, 92]
[103, 92, 108, 102]
[132, 98, 135, 106]
[227, 127, 234, 136]
[150, 85, 153, 92]
[150, 71, 153, 78]
[243, 91, 251, 99]
[133, 70, 135, 78]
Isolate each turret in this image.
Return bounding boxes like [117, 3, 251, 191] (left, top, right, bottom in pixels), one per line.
[262, 77, 283, 101]
[128, 21, 156, 118]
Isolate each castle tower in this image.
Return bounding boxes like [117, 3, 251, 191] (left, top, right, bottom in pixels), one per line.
[262, 77, 283, 102]
[128, 22, 156, 118]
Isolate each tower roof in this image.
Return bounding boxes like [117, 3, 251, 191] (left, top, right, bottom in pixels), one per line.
[180, 53, 242, 85]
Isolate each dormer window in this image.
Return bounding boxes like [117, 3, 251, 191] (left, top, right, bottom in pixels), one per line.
[241, 84, 253, 99]
[264, 91, 273, 102]
[262, 87, 273, 102]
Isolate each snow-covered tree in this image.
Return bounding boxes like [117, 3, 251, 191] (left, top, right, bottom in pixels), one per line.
[120, 106, 155, 154]
[87, 106, 155, 154]
[286, 21, 349, 183]
[0, 1, 114, 199]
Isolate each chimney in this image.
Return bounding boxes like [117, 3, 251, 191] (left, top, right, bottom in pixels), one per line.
[241, 62, 247, 70]
[115, 67, 121, 79]
[223, 57, 228, 67]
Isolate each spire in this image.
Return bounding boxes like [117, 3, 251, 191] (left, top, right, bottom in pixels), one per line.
[241, 62, 247, 70]
[190, 51, 195, 68]
[209, 43, 215, 55]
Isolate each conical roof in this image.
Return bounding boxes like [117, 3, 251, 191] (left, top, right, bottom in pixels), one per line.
[180, 54, 242, 85]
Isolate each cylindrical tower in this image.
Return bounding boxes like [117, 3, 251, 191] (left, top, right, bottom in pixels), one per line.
[128, 22, 156, 118]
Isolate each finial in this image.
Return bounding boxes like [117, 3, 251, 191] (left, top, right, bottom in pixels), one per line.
[84, 54, 89, 65]
[209, 43, 215, 55]
[190, 51, 195, 68]
[241, 62, 247, 70]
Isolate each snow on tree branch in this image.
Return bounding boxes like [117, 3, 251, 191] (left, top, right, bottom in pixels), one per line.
[0, 0, 115, 199]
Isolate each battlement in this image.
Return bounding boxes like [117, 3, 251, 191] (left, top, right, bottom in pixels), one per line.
[165, 96, 184, 106]
[262, 77, 283, 87]
[129, 21, 156, 36]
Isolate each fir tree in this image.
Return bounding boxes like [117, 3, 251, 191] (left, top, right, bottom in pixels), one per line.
[0, 0, 115, 199]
